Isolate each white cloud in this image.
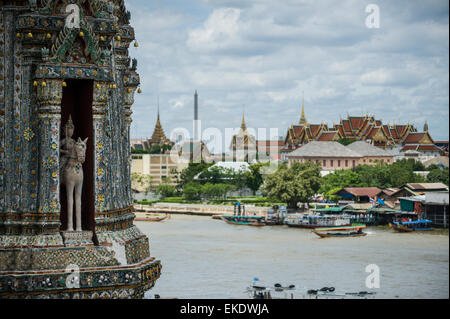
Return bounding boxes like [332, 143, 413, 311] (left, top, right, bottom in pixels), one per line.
[126, 0, 449, 142]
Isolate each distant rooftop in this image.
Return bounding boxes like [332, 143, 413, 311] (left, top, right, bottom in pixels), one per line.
[286, 141, 362, 158]
[346, 141, 392, 157]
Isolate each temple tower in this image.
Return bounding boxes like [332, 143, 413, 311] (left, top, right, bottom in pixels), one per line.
[299, 96, 307, 125]
[0, 0, 161, 298]
[149, 106, 170, 147]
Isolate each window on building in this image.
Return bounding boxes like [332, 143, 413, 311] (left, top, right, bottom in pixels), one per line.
[352, 160, 356, 167]
[315, 160, 319, 164]
[345, 160, 348, 167]
[330, 160, 334, 167]
[323, 160, 326, 167]
[338, 160, 341, 167]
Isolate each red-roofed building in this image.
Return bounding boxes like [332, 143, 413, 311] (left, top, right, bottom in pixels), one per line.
[333, 187, 382, 203]
[282, 105, 441, 157]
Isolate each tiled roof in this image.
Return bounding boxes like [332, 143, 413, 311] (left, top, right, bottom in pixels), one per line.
[316, 132, 338, 141]
[346, 141, 393, 157]
[286, 141, 362, 158]
[350, 117, 364, 129]
[417, 145, 440, 151]
[334, 187, 382, 197]
[406, 183, 448, 191]
[400, 145, 418, 151]
[403, 133, 427, 144]
[342, 120, 351, 131]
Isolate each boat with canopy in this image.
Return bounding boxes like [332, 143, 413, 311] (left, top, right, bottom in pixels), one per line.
[220, 215, 266, 226]
[390, 219, 432, 232]
[312, 225, 367, 238]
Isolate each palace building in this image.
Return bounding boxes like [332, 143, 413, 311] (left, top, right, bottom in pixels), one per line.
[283, 102, 443, 157]
[229, 114, 258, 162]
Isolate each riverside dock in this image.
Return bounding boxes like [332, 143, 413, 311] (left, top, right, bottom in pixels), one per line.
[133, 203, 270, 217]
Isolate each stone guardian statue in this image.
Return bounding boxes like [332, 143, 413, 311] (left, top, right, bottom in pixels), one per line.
[60, 116, 88, 231]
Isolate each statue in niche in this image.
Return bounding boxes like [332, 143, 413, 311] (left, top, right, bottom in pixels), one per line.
[60, 115, 88, 231]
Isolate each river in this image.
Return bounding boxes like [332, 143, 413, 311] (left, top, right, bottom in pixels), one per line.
[138, 214, 449, 299]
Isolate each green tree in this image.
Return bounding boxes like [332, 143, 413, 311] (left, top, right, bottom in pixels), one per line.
[201, 183, 234, 200]
[131, 173, 153, 195]
[182, 182, 202, 200]
[427, 168, 449, 185]
[244, 162, 267, 194]
[179, 162, 214, 187]
[319, 169, 363, 194]
[156, 184, 176, 198]
[261, 162, 321, 209]
[337, 138, 356, 146]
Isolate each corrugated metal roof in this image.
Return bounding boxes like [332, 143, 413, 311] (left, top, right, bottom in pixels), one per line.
[407, 183, 448, 190]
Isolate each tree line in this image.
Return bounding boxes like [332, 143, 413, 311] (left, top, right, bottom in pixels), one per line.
[132, 158, 448, 208]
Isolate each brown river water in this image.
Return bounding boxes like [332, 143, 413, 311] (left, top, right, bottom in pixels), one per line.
[137, 214, 449, 299]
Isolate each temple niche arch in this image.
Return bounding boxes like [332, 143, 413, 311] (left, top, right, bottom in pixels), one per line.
[59, 79, 95, 239]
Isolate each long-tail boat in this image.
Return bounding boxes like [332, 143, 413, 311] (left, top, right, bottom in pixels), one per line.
[390, 219, 432, 232]
[312, 225, 367, 238]
[134, 212, 170, 222]
[220, 215, 266, 226]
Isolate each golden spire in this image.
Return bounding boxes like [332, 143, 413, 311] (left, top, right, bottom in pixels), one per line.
[241, 112, 247, 131]
[150, 100, 168, 145]
[299, 94, 307, 125]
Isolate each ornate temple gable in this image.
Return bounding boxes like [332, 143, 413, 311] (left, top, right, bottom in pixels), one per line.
[419, 131, 434, 144]
[309, 124, 321, 137]
[371, 127, 390, 142]
[402, 132, 435, 145]
[48, 18, 101, 64]
[349, 116, 365, 131]
[15, 0, 136, 69]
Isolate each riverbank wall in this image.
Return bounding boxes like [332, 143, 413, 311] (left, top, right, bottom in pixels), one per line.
[134, 203, 270, 217]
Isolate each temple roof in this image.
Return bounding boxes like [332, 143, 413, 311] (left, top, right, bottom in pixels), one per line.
[149, 110, 169, 145]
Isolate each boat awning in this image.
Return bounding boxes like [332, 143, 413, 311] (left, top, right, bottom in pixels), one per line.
[315, 225, 366, 231]
[222, 215, 264, 219]
[313, 207, 343, 213]
[394, 219, 432, 225]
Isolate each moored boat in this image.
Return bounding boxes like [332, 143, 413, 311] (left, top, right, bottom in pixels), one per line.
[390, 219, 432, 232]
[134, 212, 170, 222]
[285, 214, 351, 228]
[221, 215, 266, 226]
[312, 225, 367, 238]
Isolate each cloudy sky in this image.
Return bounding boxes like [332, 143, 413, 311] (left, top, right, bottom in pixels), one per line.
[125, 0, 449, 152]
